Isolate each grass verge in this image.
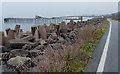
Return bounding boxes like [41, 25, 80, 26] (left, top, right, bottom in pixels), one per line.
[63, 20, 109, 72]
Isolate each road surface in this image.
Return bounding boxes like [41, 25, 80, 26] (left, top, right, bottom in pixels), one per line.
[85, 19, 118, 73]
[103, 20, 118, 72]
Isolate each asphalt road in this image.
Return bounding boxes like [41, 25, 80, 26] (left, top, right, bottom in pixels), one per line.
[103, 20, 118, 72]
[85, 20, 118, 73]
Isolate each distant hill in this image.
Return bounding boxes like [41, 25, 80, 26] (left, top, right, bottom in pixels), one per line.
[111, 12, 120, 21]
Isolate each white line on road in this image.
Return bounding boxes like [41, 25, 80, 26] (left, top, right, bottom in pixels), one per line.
[97, 19, 112, 72]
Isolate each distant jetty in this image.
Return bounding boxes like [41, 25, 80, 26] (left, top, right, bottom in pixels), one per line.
[4, 15, 101, 24]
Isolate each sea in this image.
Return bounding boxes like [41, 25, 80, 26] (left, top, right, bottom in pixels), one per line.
[0, 17, 94, 34]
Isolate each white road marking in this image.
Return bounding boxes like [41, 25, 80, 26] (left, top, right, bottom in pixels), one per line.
[97, 19, 112, 72]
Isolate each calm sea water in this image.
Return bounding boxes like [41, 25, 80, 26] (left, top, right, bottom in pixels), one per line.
[1, 17, 94, 34]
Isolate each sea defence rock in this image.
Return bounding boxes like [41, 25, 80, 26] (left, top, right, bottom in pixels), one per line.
[9, 49, 28, 58]
[31, 26, 37, 36]
[0, 32, 4, 46]
[27, 50, 44, 58]
[7, 30, 15, 40]
[59, 22, 68, 33]
[34, 29, 39, 41]
[68, 20, 74, 30]
[1, 32, 10, 48]
[38, 25, 47, 40]
[47, 23, 55, 33]
[34, 45, 44, 51]
[22, 44, 33, 50]
[9, 39, 33, 49]
[49, 31, 58, 40]
[0, 46, 11, 53]
[50, 43, 63, 50]
[14, 25, 20, 38]
[21, 35, 35, 42]
[5, 28, 10, 36]
[1, 17, 107, 72]
[7, 56, 36, 71]
[7, 56, 30, 66]
[1, 52, 10, 62]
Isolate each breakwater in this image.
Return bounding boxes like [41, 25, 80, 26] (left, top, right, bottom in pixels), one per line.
[0, 17, 107, 72]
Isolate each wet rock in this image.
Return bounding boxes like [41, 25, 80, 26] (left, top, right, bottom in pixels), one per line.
[9, 49, 28, 58]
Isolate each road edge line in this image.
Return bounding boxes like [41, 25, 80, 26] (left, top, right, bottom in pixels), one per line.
[96, 19, 112, 72]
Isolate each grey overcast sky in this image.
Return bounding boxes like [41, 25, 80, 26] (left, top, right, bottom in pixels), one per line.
[1, 2, 118, 18]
